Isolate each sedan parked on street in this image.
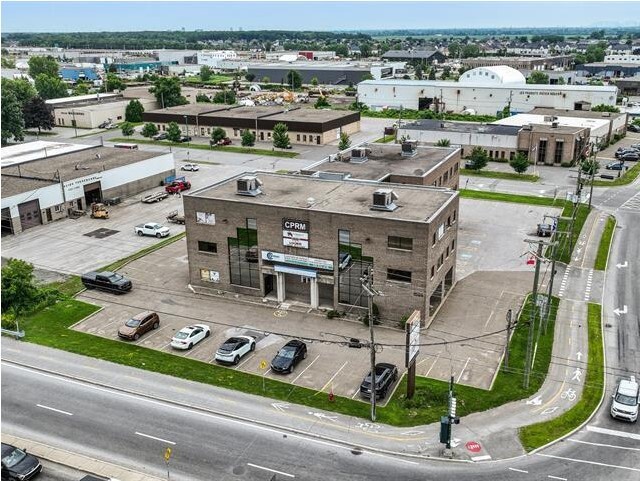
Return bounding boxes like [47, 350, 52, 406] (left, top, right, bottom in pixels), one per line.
[153, 132, 168, 141]
[360, 363, 398, 400]
[1, 443, 42, 480]
[181, 163, 199, 171]
[118, 311, 160, 341]
[170, 324, 211, 350]
[270, 340, 307, 374]
[606, 161, 625, 171]
[619, 152, 639, 162]
[215, 335, 256, 365]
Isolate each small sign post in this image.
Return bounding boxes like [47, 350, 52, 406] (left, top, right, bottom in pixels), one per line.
[260, 359, 268, 391]
[164, 447, 172, 481]
[405, 310, 421, 399]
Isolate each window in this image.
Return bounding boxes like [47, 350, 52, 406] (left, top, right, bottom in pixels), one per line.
[554, 141, 564, 164]
[233, 128, 239, 136]
[447, 216, 451, 227]
[538, 139, 548, 164]
[452, 210, 457, 223]
[432, 232, 437, 246]
[446, 246, 450, 258]
[451, 239, 456, 251]
[430, 266, 435, 279]
[510, 152, 515, 160]
[227, 219, 259, 289]
[454, 163, 459, 172]
[387, 269, 412, 283]
[338, 229, 372, 308]
[198, 241, 217, 254]
[247, 218, 257, 230]
[438, 253, 444, 269]
[297, 134, 300, 141]
[437, 223, 445, 240]
[54, 205, 62, 213]
[388, 236, 413, 250]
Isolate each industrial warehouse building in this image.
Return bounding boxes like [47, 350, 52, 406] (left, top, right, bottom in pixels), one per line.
[184, 172, 459, 321]
[303, 142, 461, 190]
[357, 66, 618, 115]
[1, 141, 174, 235]
[142, 105, 360, 146]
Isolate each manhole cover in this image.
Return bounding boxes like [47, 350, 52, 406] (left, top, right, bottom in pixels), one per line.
[274, 310, 288, 318]
[84, 228, 119, 239]
[232, 465, 246, 475]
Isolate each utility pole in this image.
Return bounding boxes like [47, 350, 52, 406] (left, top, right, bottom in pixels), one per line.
[524, 240, 544, 389]
[360, 267, 380, 422]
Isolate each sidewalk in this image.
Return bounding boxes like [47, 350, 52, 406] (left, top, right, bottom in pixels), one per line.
[1, 432, 164, 481]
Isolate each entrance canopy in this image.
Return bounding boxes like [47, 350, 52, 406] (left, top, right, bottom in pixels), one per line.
[275, 264, 317, 278]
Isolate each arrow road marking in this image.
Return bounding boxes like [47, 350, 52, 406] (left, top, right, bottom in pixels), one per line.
[613, 305, 628, 316]
[450, 437, 461, 448]
[271, 402, 290, 413]
[616, 261, 628, 269]
[576, 351, 583, 361]
[526, 396, 543, 406]
[308, 411, 339, 422]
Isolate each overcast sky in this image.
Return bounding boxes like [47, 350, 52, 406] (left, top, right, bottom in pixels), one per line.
[2, 1, 639, 33]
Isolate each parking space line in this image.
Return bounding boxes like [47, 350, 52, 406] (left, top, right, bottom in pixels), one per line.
[135, 325, 170, 345]
[425, 353, 441, 377]
[456, 357, 471, 383]
[292, 355, 320, 384]
[317, 361, 349, 394]
[236, 354, 258, 370]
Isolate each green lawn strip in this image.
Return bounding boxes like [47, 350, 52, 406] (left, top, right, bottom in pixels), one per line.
[552, 203, 591, 264]
[17, 294, 558, 426]
[459, 189, 565, 207]
[110, 138, 298, 158]
[461, 169, 539, 183]
[594, 216, 616, 271]
[48, 233, 186, 297]
[373, 135, 395, 143]
[25, 130, 56, 136]
[592, 161, 640, 187]
[519, 303, 603, 451]
[183, 75, 233, 85]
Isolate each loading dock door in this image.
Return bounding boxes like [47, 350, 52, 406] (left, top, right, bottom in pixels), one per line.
[1, 207, 14, 236]
[83, 181, 102, 205]
[17, 199, 42, 231]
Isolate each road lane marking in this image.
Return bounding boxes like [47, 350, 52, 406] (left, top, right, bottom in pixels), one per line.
[536, 453, 640, 472]
[135, 431, 176, 445]
[509, 467, 528, 473]
[247, 463, 295, 478]
[471, 455, 491, 461]
[568, 439, 640, 451]
[548, 476, 567, 480]
[586, 425, 640, 440]
[36, 404, 73, 416]
[292, 355, 320, 384]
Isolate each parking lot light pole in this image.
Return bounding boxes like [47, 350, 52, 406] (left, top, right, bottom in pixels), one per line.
[183, 115, 189, 147]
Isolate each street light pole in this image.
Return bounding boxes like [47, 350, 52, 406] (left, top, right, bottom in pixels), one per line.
[72, 109, 78, 138]
[183, 114, 189, 147]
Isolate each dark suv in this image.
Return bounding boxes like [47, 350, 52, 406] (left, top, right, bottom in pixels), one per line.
[1, 443, 42, 480]
[360, 363, 398, 400]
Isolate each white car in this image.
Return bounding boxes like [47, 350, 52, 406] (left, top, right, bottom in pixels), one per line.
[214, 335, 256, 365]
[134, 223, 170, 238]
[611, 376, 639, 422]
[170, 324, 211, 350]
[181, 163, 200, 171]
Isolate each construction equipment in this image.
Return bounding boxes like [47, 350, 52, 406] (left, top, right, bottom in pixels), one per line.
[90, 203, 109, 219]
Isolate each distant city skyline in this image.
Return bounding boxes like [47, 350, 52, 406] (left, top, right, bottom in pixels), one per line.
[2, 1, 640, 33]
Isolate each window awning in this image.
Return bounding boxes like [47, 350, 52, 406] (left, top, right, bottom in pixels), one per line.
[274, 264, 317, 278]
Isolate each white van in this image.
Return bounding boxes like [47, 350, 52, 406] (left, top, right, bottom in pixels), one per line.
[610, 376, 639, 422]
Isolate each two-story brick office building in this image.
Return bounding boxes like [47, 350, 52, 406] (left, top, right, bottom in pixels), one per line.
[184, 172, 459, 322]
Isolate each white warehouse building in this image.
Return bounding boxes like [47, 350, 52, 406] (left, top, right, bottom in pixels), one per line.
[357, 66, 618, 116]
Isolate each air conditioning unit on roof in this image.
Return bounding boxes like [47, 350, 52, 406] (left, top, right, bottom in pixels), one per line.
[236, 175, 263, 196]
[371, 188, 398, 212]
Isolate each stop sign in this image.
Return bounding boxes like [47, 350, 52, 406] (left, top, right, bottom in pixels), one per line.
[465, 441, 482, 453]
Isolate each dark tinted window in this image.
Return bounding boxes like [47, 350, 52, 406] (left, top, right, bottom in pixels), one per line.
[388, 236, 413, 250]
[387, 269, 412, 283]
[198, 241, 217, 253]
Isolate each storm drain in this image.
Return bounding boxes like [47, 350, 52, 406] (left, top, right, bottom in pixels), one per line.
[84, 228, 119, 239]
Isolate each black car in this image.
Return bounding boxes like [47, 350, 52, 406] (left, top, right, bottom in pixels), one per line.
[178, 136, 192, 143]
[1, 443, 42, 481]
[270, 340, 307, 374]
[615, 149, 638, 159]
[360, 363, 398, 400]
[152, 132, 168, 141]
[606, 161, 625, 171]
[619, 152, 639, 162]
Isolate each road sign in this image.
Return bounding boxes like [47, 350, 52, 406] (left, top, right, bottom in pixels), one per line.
[465, 441, 481, 453]
[164, 447, 172, 462]
[260, 360, 268, 369]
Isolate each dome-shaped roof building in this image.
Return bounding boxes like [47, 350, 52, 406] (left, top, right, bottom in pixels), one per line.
[459, 66, 527, 85]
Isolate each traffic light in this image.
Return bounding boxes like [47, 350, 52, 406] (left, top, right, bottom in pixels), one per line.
[439, 416, 451, 444]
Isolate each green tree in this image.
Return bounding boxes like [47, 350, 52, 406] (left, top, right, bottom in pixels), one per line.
[310, 77, 319, 86]
[359, 42, 372, 58]
[314, 96, 330, 109]
[196, 93, 211, 103]
[151, 76, 187, 108]
[436, 138, 451, 147]
[34, 74, 68, 100]
[262, 76, 270, 83]
[591, 104, 620, 113]
[286, 70, 303, 89]
[211, 127, 226, 143]
[467, 147, 489, 170]
[121, 121, 135, 136]
[200, 65, 213, 82]
[23, 97, 54, 134]
[448, 42, 461, 58]
[104, 73, 126, 92]
[509, 152, 530, 174]
[73, 81, 90, 96]
[581, 157, 600, 176]
[338, 132, 351, 150]
[428, 68, 437, 80]
[414, 64, 423, 80]
[2, 78, 37, 108]
[361, 73, 374, 81]
[141, 122, 158, 138]
[1, 259, 59, 316]
[527, 71, 550, 84]
[241, 129, 255, 147]
[125, 99, 144, 122]
[245, 73, 256, 82]
[272, 122, 291, 149]
[212, 89, 236, 104]
[462, 44, 481, 58]
[166, 121, 181, 142]
[1, 91, 25, 145]
[589, 29, 605, 40]
[28, 55, 59, 79]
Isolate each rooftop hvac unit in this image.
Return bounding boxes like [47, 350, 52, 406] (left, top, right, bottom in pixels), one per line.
[236, 175, 263, 196]
[551, 121, 559, 128]
[401, 140, 418, 157]
[543, 115, 557, 123]
[350, 148, 368, 163]
[371, 189, 398, 212]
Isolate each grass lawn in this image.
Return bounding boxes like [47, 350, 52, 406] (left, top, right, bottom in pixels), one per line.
[459, 189, 565, 207]
[594, 216, 616, 271]
[592, 161, 640, 187]
[183, 75, 233, 85]
[110, 138, 298, 158]
[519, 303, 603, 451]
[552, 203, 591, 265]
[373, 135, 395, 143]
[461, 168, 539, 183]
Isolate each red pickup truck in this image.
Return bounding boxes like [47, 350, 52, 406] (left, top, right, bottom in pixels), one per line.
[165, 180, 191, 194]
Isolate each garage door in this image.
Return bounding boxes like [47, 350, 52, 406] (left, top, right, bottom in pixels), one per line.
[18, 199, 42, 231]
[1, 207, 14, 236]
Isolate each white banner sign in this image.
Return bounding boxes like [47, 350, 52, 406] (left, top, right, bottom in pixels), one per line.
[282, 230, 309, 240]
[262, 250, 333, 270]
[283, 238, 309, 249]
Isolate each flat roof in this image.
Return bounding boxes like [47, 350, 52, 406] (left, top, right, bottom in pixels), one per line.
[358, 79, 618, 92]
[2, 146, 159, 198]
[307, 143, 458, 181]
[1, 141, 95, 167]
[45, 93, 119, 105]
[189, 172, 457, 223]
[529, 107, 627, 120]
[265, 108, 360, 123]
[402, 119, 521, 136]
[493, 113, 609, 131]
[201, 106, 284, 120]
[148, 104, 229, 116]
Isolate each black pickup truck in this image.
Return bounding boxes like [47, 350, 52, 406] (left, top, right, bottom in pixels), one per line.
[81, 271, 132, 293]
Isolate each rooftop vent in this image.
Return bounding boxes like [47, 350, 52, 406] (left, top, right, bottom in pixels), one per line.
[236, 175, 263, 196]
[371, 188, 398, 212]
[551, 121, 559, 128]
[350, 148, 368, 163]
[401, 140, 418, 157]
[543, 115, 557, 123]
